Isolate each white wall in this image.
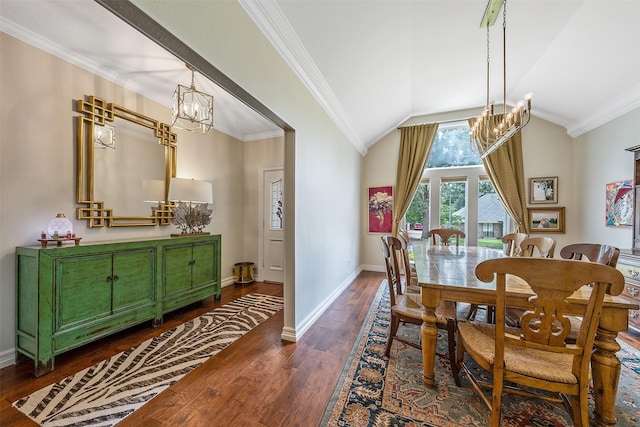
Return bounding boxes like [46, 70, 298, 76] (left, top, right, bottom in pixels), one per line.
[573, 108, 640, 248]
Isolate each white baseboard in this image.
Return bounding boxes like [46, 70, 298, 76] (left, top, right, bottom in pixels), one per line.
[281, 267, 364, 342]
[0, 348, 15, 368]
[362, 264, 385, 273]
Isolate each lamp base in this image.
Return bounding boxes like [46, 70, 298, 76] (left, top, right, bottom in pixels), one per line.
[170, 232, 211, 238]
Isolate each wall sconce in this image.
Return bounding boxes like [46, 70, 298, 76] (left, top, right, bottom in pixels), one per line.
[168, 178, 213, 235]
[94, 123, 115, 149]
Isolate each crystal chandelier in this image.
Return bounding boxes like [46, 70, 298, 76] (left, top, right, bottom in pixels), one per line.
[471, 0, 532, 158]
[171, 64, 214, 134]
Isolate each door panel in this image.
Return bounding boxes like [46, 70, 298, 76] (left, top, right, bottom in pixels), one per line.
[112, 249, 155, 311]
[192, 242, 215, 288]
[163, 245, 193, 296]
[56, 254, 112, 330]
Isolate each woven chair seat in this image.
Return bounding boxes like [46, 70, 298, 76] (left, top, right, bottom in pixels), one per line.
[395, 294, 456, 324]
[458, 321, 577, 384]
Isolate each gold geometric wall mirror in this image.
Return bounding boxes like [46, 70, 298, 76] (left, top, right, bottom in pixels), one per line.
[76, 95, 177, 227]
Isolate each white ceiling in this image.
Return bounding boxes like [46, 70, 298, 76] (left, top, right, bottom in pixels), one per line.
[2, 0, 639, 154]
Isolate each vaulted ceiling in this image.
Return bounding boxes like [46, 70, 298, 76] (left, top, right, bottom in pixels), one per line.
[2, 1, 639, 155]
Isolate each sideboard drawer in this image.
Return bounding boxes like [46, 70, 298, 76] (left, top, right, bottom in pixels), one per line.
[617, 250, 640, 331]
[616, 258, 640, 282]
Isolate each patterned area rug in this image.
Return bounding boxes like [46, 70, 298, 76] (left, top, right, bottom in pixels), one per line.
[13, 293, 284, 426]
[322, 283, 640, 426]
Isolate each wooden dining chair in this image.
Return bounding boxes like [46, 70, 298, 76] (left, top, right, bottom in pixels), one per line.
[501, 232, 527, 256]
[456, 257, 625, 426]
[496, 236, 557, 326]
[467, 232, 527, 321]
[560, 243, 620, 267]
[428, 228, 465, 247]
[381, 236, 461, 385]
[519, 236, 556, 258]
[397, 230, 417, 287]
[560, 243, 620, 342]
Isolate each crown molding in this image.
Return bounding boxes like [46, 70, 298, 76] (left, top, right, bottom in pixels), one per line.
[239, 0, 367, 156]
[244, 130, 285, 142]
[0, 17, 145, 98]
[566, 84, 640, 138]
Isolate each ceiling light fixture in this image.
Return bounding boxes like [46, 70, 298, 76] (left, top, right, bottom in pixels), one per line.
[171, 64, 214, 134]
[471, 0, 532, 158]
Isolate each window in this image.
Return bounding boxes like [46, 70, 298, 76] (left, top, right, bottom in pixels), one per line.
[405, 122, 509, 248]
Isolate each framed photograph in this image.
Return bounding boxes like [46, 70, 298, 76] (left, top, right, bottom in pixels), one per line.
[528, 207, 565, 233]
[606, 180, 634, 228]
[529, 176, 558, 204]
[368, 186, 393, 233]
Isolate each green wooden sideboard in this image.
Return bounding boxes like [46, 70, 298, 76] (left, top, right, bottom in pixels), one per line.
[15, 234, 221, 376]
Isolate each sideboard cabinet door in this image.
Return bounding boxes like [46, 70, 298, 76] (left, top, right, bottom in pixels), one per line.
[56, 253, 113, 331]
[162, 236, 221, 314]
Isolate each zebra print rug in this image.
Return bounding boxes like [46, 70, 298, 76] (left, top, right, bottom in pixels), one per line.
[13, 293, 284, 426]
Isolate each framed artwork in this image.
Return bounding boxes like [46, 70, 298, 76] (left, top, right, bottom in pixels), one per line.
[528, 207, 565, 233]
[368, 186, 393, 233]
[606, 180, 634, 228]
[529, 176, 558, 204]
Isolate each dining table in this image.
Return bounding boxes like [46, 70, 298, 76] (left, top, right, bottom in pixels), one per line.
[413, 244, 639, 427]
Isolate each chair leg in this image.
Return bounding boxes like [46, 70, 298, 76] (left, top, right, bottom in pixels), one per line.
[385, 314, 400, 356]
[446, 318, 461, 386]
[570, 392, 588, 427]
[490, 378, 503, 426]
[467, 304, 478, 320]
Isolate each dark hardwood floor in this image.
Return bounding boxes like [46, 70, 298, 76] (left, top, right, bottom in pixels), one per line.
[1, 270, 639, 426]
[0, 271, 384, 426]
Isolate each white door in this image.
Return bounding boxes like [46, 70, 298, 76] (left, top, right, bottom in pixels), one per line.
[261, 169, 284, 283]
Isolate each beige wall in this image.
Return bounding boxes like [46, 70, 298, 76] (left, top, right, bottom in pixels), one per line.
[361, 107, 637, 270]
[0, 33, 249, 363]
[1, 0, 365, 363]
[242, 136, 285, 272]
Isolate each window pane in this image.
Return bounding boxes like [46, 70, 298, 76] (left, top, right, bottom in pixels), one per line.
[404, 182, 429, 240]
[271, 179, 283, 229]
[477, 179, 508, 249]
[440, 181, 466, 232]
[427, 125, 481, 168]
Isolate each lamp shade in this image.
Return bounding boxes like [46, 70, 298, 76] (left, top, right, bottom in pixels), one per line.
[168, 178, 213, 204]
[143, 179, 165, 203]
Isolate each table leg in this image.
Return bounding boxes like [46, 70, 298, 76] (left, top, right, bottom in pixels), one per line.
[591, 327, 621, 427]
[421, 304, 439, 388]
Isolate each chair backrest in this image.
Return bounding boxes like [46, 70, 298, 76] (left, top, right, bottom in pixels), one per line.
[475, 257, 625, 378]
[501, 232, 527, 256]
[396, 231, 413, 276]
[428, 228, 465, 247]
[519, 236, 556, 258]
[380, 236, 405, 303]
[560, 243, 620, 267]
[398, 229, 410, 244]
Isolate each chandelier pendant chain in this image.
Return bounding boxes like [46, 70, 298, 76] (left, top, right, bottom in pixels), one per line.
[471, 0, 532, 158]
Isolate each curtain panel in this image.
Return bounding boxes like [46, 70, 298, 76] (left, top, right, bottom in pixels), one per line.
[469, 118, 529, 234]
[392, 123, 439, 236]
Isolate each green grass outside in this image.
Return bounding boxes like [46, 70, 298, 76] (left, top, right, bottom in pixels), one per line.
[478, 238, 504, 249]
